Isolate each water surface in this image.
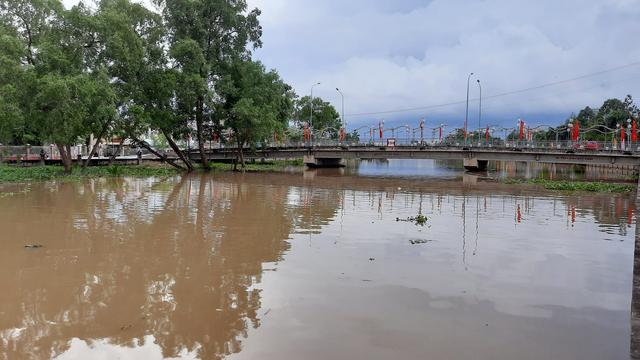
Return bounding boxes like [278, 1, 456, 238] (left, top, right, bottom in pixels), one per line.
[0, 171, 635, 359]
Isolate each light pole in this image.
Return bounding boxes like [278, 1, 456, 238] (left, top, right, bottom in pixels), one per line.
[336, 88, 345, 129]
[627, 118, 632, 151]
[310, 82, 321, 146]
[476, 79, 482, 136]
[464, 72, 474, 144]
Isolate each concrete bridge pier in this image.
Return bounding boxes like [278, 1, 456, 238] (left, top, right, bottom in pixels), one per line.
[463, 158, 488, 172]
[303, 155, 344, 168]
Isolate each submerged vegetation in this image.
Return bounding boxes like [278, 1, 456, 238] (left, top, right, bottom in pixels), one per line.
[503, 178, 634, 193]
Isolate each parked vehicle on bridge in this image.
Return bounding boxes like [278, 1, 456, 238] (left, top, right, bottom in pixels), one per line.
[572, 141, 601, 151]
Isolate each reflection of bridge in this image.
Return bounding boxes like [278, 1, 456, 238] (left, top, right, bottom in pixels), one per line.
[192, 144, 640, 171]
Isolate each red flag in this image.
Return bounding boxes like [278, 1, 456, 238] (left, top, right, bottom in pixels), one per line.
[519, 120, 524, 140]
[621, 125, 625, 142]
[633, 119, 637, 142]
[379, 122, 383, 139]
[485, 126, 489, 143]
[572, 121, 580, 142]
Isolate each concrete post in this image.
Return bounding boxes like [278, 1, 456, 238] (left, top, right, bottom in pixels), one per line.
[631, 176, 640, 359]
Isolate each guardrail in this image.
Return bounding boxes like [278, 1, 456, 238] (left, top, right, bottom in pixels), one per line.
[227, 139, 640, 153]
[3, 139, 640, 164]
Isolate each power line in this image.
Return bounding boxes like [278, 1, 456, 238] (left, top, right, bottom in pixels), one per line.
[346, 60, 640, 117]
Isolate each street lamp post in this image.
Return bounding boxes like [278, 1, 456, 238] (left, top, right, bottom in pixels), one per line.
[336, 88, 345, 130]
[464, 72, 474, 145]
[477, 79, 482, 138]
[310, 82, 321, 146]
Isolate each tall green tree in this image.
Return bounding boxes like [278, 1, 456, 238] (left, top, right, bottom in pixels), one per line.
[0, 0, 116, 172]
[293, 96, 342, 139]
[95, 0, 193, 170]
[156, 0, 263, 169]
[217, 60, 293, 169]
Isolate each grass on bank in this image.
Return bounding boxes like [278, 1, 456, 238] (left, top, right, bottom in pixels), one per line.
[503, 178, 635, 193]
[0, 159, 304, 183]
[206, 158, 304, 172]
[0, 164, 179, 183]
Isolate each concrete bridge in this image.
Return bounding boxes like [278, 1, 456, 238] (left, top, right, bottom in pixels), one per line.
[192, 144, 640, 171]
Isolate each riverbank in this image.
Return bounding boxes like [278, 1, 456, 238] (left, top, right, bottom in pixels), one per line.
[0, 164, 179, 183]
[1, 162, 636, 194]
[0, 159, 305, 183]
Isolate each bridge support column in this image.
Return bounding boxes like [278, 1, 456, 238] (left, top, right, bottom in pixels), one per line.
[631, 177, 640, 359]
[463, 158, 488, 172]
[303, 155, 344, 168]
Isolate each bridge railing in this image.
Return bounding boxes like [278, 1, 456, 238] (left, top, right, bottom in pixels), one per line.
[254, 138, 640, 153]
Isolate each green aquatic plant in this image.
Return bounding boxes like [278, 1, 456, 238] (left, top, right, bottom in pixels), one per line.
[396, 214, 429, 227]
[501, 176, 634, 193]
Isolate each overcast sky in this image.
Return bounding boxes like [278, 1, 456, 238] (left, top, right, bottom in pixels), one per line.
[248, 0, 640, 130]
[65, 0, 640, 130]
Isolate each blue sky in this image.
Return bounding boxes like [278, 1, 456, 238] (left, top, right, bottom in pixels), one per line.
[64, 0, 640, 131]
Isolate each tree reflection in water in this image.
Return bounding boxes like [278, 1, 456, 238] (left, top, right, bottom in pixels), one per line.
[0, 172, 634, 359]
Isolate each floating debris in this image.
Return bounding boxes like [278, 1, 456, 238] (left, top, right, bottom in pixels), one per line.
[396, 214, 429, 226]
[24, 244, 43, 249]
[409, 239, 432, 245]
[369, 257, 375, 261]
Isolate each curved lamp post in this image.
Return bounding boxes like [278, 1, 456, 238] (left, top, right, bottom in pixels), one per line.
[477, 79, 482, 135]
[336, 88, 345, 130]
[310, 82, 321, 146]
[464, 72, 474, 145]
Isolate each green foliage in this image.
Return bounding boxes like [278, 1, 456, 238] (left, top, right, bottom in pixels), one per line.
[217, 60, 294, 151]
[0, 0, 295, 173]
[533, 96, 639, 142]
[207, 159, 303, 172]
[529, 179, 633, 192]
[503, 177, 633, 193]
[0, 164, 178, 182]
[293, 96, 342, 138]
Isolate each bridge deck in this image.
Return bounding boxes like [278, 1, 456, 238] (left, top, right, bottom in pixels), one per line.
[193, 146, 640, 166]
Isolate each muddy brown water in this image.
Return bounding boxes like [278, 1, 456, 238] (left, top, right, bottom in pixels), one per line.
[0, 167, 636, 359]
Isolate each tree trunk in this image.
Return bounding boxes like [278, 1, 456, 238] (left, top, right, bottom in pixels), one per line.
[195, 97, 209, 169]
[83, 121, 111, 168]
[108, 138, 125, 166]
[56, 143, 72, 173]
[236, 137, 245, 172]
[161, 129, 194, 172]
[133, 138, 186, 171]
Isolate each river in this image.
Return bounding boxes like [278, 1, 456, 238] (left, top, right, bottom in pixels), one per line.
[0, 160, 635, 359]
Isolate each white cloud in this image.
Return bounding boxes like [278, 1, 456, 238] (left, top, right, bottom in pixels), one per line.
[63, 0, 640, 128]
[249, 0, 640, 128]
